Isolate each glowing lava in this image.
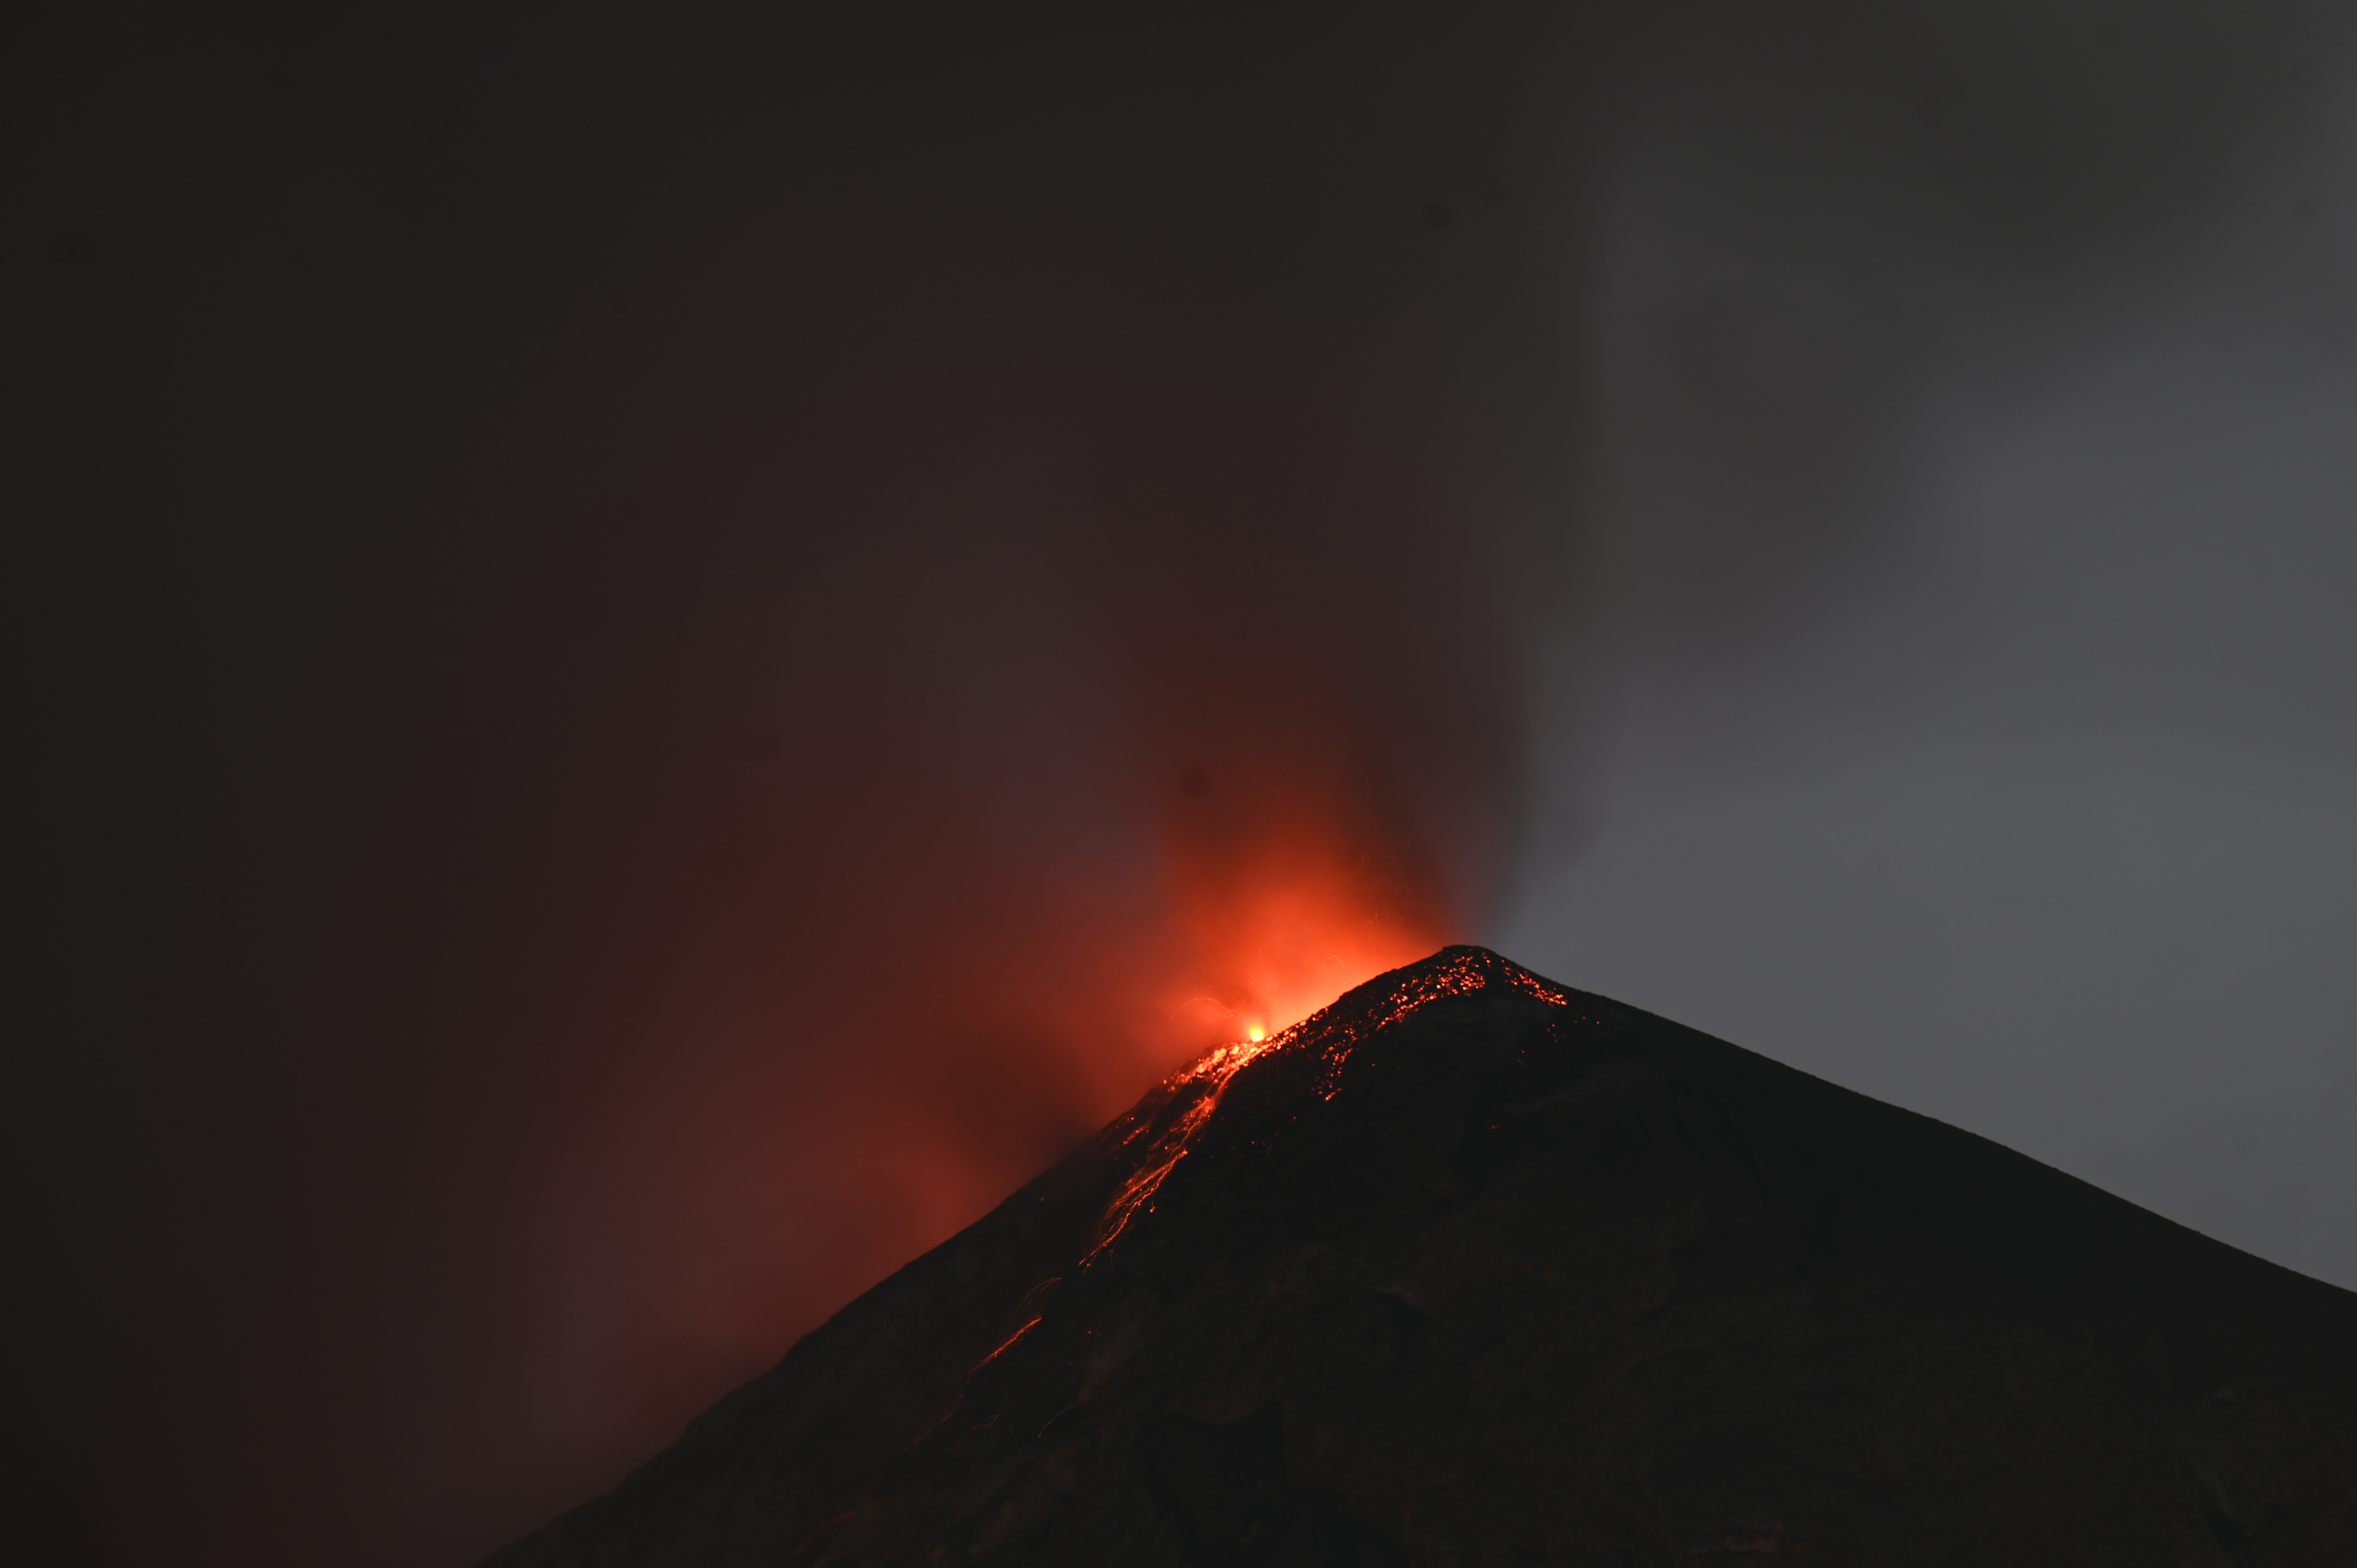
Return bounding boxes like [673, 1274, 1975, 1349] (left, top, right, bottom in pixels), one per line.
[1085, 948, 1573, 1267]
[1083, 1025, 1294, 1265]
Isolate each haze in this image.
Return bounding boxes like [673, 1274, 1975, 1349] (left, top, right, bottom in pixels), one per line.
[11, 3, 2353, 1565]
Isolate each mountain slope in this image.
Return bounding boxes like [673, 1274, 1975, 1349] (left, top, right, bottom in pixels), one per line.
[486, 947, 2357, 1566]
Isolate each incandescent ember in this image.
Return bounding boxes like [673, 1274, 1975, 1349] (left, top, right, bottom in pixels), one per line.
[486, 947, 2357, 1567]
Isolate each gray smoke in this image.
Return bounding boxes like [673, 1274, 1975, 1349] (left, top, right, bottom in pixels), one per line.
[1500, 0, 2357, 1295]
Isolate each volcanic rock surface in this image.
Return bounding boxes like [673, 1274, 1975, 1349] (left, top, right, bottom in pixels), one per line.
[486, 948, 2357, 1566]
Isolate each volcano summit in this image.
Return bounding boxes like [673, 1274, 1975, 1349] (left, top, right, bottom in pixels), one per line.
[488, 948, 2357, 1566]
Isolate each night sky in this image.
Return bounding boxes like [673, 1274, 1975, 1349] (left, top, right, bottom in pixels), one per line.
[12, 3, 2354, 1565]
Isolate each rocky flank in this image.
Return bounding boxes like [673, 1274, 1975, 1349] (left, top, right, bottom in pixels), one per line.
[486, 947, 2357, 1566]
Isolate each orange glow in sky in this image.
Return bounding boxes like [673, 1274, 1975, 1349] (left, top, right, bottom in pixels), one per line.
[1151, 756, 1453, 1064]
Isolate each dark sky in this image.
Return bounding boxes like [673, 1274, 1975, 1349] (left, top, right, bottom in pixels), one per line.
[10, 3, 2353, 1565]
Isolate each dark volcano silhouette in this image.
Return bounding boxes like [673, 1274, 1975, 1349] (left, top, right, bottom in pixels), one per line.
[486, 948, 2357, 1566]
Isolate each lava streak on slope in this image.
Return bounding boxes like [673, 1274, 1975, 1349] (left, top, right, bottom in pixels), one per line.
[1084, 947, 1572, 1265]
[486, 947, 2357, 1568]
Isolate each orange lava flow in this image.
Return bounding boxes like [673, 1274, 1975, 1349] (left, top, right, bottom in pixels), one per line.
[1083, 948, 1576, 1268]
[1082, 1031, 1286, 1265]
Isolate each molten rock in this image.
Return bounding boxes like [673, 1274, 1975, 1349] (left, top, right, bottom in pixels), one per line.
[487, 948, 2357, 1566]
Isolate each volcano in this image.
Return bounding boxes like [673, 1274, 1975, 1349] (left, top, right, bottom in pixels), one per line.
[486, 948, 2357, 1566]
